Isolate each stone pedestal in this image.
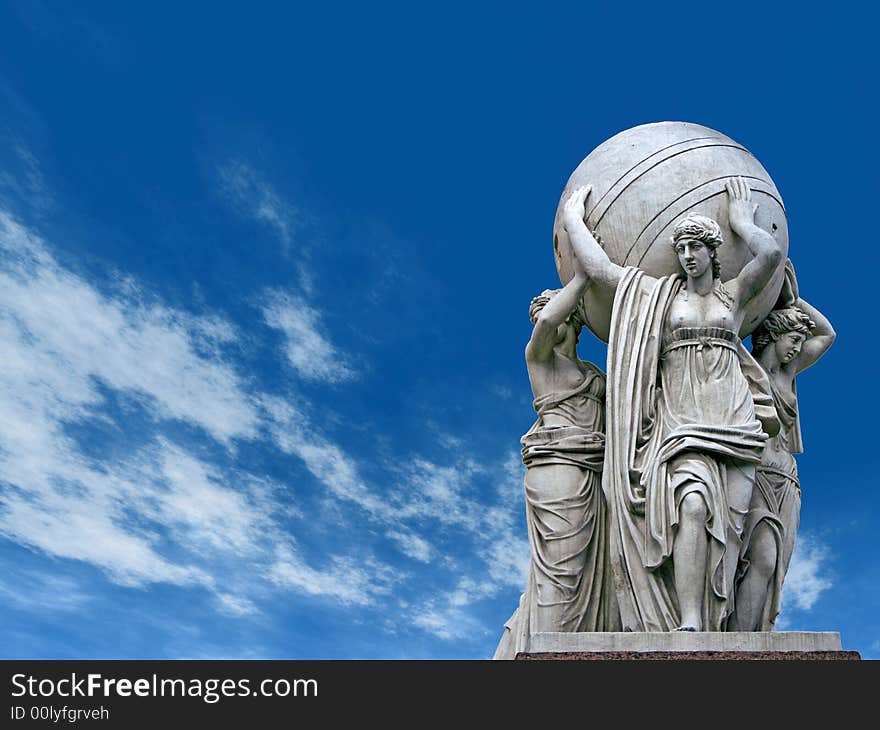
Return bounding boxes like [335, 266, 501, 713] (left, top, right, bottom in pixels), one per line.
[515, 632, 860, 660]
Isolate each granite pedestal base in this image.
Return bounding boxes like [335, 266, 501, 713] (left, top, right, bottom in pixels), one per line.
[515, 632, 860, 660]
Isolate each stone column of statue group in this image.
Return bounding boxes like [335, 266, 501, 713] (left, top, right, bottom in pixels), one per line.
[494, 123, 835, 659]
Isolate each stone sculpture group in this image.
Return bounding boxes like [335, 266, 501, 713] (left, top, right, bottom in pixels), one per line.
[495, 123, 834, 658]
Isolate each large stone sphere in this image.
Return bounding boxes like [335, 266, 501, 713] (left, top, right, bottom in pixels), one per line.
[553, 121, 788, 342]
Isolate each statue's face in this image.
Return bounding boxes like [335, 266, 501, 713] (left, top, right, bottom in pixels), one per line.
[674, 238, 712, 278]
[774, 331, 806, 365]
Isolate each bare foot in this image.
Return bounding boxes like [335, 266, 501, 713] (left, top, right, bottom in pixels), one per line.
[675, 624, 699, 632]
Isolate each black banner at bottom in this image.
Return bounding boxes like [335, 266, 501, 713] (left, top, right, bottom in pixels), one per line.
[2, 659, 875, 726]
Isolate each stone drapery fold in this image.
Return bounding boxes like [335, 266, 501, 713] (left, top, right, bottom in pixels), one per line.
[603, 268, 775, 631]
[494, 367, 616, 658]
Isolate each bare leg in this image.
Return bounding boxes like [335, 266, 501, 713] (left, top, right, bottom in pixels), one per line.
[729, 522, 777, 631]
[674, 492, 708, 631]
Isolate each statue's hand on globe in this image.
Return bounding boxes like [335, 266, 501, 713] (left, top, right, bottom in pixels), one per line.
[725, 176, 759, 236]
[562, 184, 592, 231]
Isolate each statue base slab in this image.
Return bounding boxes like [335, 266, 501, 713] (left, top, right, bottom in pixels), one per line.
[515, 632, 860, 660]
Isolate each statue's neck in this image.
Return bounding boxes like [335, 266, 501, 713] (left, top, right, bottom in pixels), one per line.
[686, 270, 715, 295]
[757, 346, 782, 374]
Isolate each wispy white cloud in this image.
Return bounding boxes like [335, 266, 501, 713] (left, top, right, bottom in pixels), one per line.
[215, 593, 259, 617]
[403, 451, 528, 592]
[410, 586, 499, 642]
[0, 141, 52, 216]
[781, 533, 834, 612]
[2, 503, 209, 589]
[411, 605, 476, 641]
[144, 441, 274, 556]
[271, 408, 530, 624]
[0, 209, 391, 610]
[0, 198, 530, 646]
[481, 451, 530, 592]
[388, 530, 433, 563]
[269, 545, 401, 606]
[394, 459, 486, 530]
[262, 290, 356, 384]
[266, 383, 531, 638]
[0, 213, 261, 445]
[263, 395, 388, 517]
[0, 567, 94, 613]
[399, 450, 529, 637]
[216, 160, 296, 247]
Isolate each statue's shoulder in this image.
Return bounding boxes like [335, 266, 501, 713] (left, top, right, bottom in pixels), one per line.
[620, 267, 681, 297]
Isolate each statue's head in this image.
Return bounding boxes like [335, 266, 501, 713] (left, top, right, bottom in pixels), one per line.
[670, 214, 723, 280]
[530, 289, 585, 341]
[751, 307, 815, 365]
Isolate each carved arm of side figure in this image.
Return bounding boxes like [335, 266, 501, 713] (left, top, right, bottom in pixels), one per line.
[561, 185, 626, 291]
[525, 270, 590, 362]
[792, 297, 836, 373]
[726, 177, 783, 305]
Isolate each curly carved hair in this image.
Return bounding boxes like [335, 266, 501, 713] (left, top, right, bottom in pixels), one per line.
[751, 307, 815, 354]
[529, 288, 586, 336]
[671, 214, 723, 280]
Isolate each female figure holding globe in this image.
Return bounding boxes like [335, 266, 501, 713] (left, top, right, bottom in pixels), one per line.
[729, 286, 835, 631]
[494, 252, 617, 658]
[561, 177, 782, 631]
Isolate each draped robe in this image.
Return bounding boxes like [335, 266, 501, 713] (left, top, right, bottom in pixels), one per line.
[494, 363, 616, 658]
[603, 268, 777, 631]
[737, 375, 803, 629]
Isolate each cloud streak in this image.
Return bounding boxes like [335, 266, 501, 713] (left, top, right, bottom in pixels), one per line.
[781, 533, 834, 612]
[0, 200, 531, 650]
[216, 160, 297, 247]
[0, 213, 261, 445]
[0, 210, 391, 611]
[269, 545, 401, 606]
[262, 291, 356, 384]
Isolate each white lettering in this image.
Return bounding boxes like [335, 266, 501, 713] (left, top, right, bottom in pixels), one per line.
[293, 678, 319, 697]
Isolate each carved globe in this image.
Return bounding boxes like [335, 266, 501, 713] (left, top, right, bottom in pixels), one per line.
[552, 121, 788, 342]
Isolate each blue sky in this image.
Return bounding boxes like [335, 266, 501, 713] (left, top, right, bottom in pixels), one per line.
[0, 2, 876, 659]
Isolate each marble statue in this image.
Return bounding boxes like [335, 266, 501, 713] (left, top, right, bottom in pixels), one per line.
[729, 267, 835, 630]
[495, 122, 835, 655]
[494, 265, 617, 659]
[562, 178, 781, 631]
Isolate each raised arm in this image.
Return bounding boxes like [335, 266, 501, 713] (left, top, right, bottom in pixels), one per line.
[561, 185, 625, 290]
[525, 272, 590, 362]
[792, 297, 835, 373]
[727, 177, 783, 305]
